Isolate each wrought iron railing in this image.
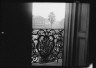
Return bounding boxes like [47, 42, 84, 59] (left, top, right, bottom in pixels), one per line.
[31, 29, 64, 65]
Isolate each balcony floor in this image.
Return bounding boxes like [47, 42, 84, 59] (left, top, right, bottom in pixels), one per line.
[32, 59, 62, 66]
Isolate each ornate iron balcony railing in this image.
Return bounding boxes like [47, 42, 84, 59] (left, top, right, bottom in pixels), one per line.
[31, 29, 64, 65]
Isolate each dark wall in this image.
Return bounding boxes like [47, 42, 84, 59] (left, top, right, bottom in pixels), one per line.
[89, 1, 96, 65]
[0, 3, 32, 67]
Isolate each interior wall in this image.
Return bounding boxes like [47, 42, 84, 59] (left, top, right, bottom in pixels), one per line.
[89, 1, 96, 66]
[0, 3, 32, 67]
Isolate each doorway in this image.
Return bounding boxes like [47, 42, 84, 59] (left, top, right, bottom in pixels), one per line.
[31, 2, 65, 66]
[31, 2, 90, 67]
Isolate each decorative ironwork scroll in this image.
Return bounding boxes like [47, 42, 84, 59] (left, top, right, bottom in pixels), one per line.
[31, 29, 64, 65]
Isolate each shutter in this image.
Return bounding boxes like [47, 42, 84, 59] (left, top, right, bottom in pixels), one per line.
[73, 3, 90, 66]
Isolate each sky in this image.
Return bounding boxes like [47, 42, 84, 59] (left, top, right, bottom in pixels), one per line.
[32, 3, 66, 21]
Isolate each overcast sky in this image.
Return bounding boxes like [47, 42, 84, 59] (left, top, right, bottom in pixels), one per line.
[32, 3, 66, 21]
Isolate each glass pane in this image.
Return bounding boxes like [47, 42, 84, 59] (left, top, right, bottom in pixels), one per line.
[31, 2, 65, 66]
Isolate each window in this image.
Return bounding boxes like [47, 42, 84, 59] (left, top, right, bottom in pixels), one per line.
[31, 2, 65, 66]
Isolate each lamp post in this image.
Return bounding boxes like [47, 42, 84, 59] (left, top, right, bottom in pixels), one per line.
[48, 12, 56, 28]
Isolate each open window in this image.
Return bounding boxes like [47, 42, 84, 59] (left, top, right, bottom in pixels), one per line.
[31, 2, 90, 67]
[31, 3, 65, 66]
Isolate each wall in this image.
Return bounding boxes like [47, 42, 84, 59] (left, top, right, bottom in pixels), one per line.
[0, 3, 32, 67]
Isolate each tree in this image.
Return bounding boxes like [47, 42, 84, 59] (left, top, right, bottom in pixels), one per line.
[48, 12, 56, 27]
